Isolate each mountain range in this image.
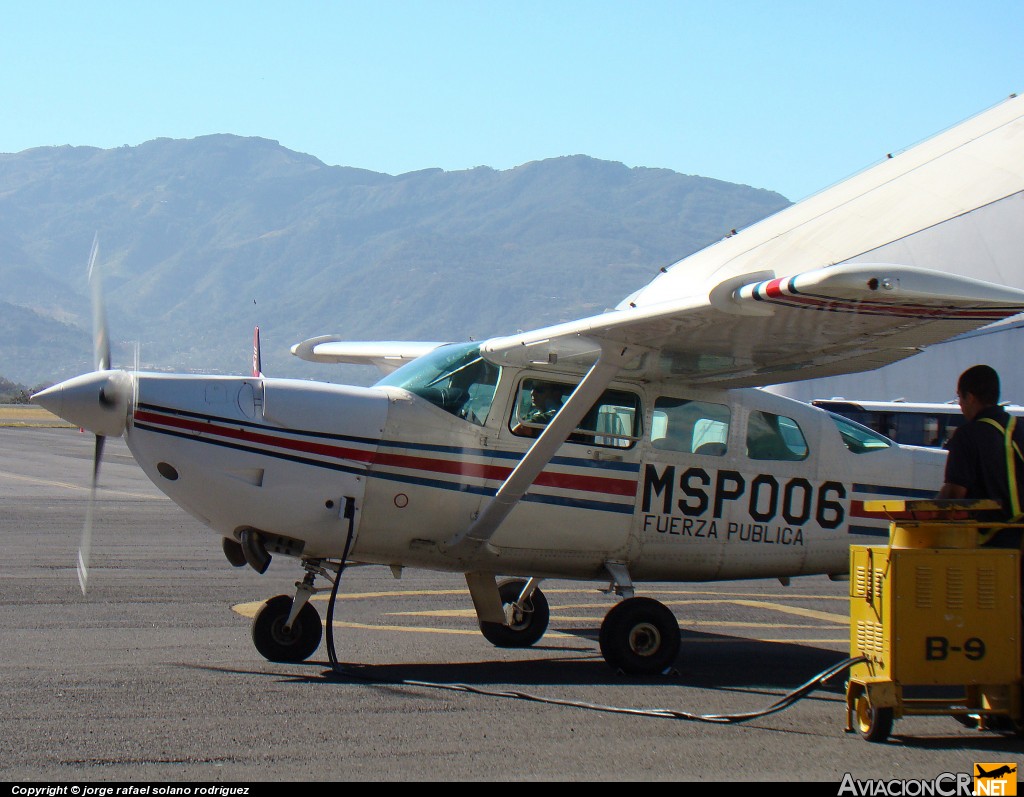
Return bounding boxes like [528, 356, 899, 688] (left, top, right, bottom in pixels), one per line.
[0, 135, 789, 386]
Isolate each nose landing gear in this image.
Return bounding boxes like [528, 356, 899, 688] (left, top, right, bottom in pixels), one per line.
[252, 594, 323, 663]
[251, 559, 336, 663]
[478, 578, 551, 648]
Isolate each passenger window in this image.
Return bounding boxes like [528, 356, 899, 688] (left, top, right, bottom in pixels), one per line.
[651, 398, 730, 456]
[747, 411, 808, 461]
[511, 378, 641, 448]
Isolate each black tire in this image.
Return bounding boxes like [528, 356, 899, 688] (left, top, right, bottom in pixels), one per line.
[252, 594, 322, 663]
[479, 579, 550, 648]
[599, 597, 680, 675]
[854, 693, 893, 743]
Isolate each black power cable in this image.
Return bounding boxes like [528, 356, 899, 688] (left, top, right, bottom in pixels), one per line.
[324, 496, 356, 673]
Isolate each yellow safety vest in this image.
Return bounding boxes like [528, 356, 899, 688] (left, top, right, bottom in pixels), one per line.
[979, 415, 1024, 523]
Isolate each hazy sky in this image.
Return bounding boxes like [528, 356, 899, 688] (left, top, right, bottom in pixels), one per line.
[4, 1, 1022, 199]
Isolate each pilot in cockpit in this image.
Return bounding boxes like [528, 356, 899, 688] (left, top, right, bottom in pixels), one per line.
[523, 382, 565, 426]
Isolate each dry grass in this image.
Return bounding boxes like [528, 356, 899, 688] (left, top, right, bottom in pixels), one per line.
[0, 405, 74, 427]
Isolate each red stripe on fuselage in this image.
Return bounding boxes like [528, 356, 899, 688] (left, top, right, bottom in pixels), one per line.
[134, 409, 638, 498]
[134, 408, 375, 463]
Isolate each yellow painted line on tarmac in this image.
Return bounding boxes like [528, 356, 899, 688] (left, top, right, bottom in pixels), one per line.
[648, 588, 848, 601]
[289, 587, 848, 604]
[232, 600, 569, 637]
[390, 608, 478, 618]
[684, 621, 844, 630]
[726, 599, 849, 624]
[390, 609, 840, 630]
[688, 637, 849, 645]
[308, 589, 470, 601]
[546, 598, 847, 625]
[0, 467, 164, 500]
[235, 592, 471, 616]
[334, 620, 572, 637]
[554, 617, 843, 629]
[234, 601, 266, 617]
[330, 620, 481, 636]
[388, 607, 838, 626]
[0, 468, 84, 492]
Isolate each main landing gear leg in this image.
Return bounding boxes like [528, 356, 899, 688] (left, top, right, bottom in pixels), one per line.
[252, 559, 333, 663]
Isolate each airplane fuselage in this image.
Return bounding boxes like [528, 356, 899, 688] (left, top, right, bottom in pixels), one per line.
[122, 351, 945, 584]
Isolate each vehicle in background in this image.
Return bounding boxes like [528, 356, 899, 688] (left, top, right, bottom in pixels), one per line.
[811, 399, 1024, 448]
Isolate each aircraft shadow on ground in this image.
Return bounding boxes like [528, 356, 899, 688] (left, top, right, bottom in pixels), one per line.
[282, 627, 853, 694]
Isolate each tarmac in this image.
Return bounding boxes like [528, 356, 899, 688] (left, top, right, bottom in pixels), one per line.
[0, 425, 1019, 782]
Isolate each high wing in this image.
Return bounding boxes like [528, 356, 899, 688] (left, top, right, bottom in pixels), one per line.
[626, 93, 1024, 303]
[293, 95, 1024, 388]
[479, 264, 1024, 388]
[291, 337, 446, 373]
[479, 93, 1024, 388]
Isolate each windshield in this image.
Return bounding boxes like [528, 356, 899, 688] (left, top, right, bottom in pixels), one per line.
[827, 411, 894, 454]
[375, 342, 500, 426]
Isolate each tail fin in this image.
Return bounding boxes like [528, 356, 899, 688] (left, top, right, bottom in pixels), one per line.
[252, 326, 264, 378]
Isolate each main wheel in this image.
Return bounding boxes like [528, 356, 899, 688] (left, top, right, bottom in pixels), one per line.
[599, 597, 680, 675]
[854, 693, 893, 743]
[252, 594, 322, 663]
[479, 579, 550, 648]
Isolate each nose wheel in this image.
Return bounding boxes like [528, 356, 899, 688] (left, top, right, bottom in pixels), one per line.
[252, 594, 323, 663]
[478, 578, 550, 648]
[599, 597, 680, 675]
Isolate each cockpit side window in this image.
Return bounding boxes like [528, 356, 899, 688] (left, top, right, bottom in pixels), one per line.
[510, 378, 641, 449]
[826, 412, 894, 454]
[375, 342, 499, 426]
[651, 398, 730, 456]
[747, 411, 808, 461]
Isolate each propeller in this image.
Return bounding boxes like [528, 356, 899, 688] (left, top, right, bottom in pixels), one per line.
[81, 234, 106, 593]
[79, 435, 103, 593]
[31, 237, 135, 593]
[88, 234, 110, 372]
[78, 235, 133, 594]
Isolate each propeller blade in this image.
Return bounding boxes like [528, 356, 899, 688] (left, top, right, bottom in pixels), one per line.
[78, 493, 93, 594]
[79, 434, 105, 594]
[94, 433, 105, 481]
[87, 233, 111, 372]
[78, 236, 112, 594]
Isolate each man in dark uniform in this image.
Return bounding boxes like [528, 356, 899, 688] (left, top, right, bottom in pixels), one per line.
[939, 364, 1024, 534]
[940, 365, 1024, 731]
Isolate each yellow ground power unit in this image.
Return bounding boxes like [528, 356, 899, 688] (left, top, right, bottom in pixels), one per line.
[846, 500, 1022, 742]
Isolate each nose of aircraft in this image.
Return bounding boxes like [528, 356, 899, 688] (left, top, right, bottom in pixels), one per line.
[32, 370, 133, 437]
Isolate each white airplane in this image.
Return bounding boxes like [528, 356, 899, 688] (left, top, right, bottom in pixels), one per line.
[34, 94, 1024, 675]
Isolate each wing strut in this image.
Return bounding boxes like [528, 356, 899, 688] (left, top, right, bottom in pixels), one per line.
[445, 343, 641, 560]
